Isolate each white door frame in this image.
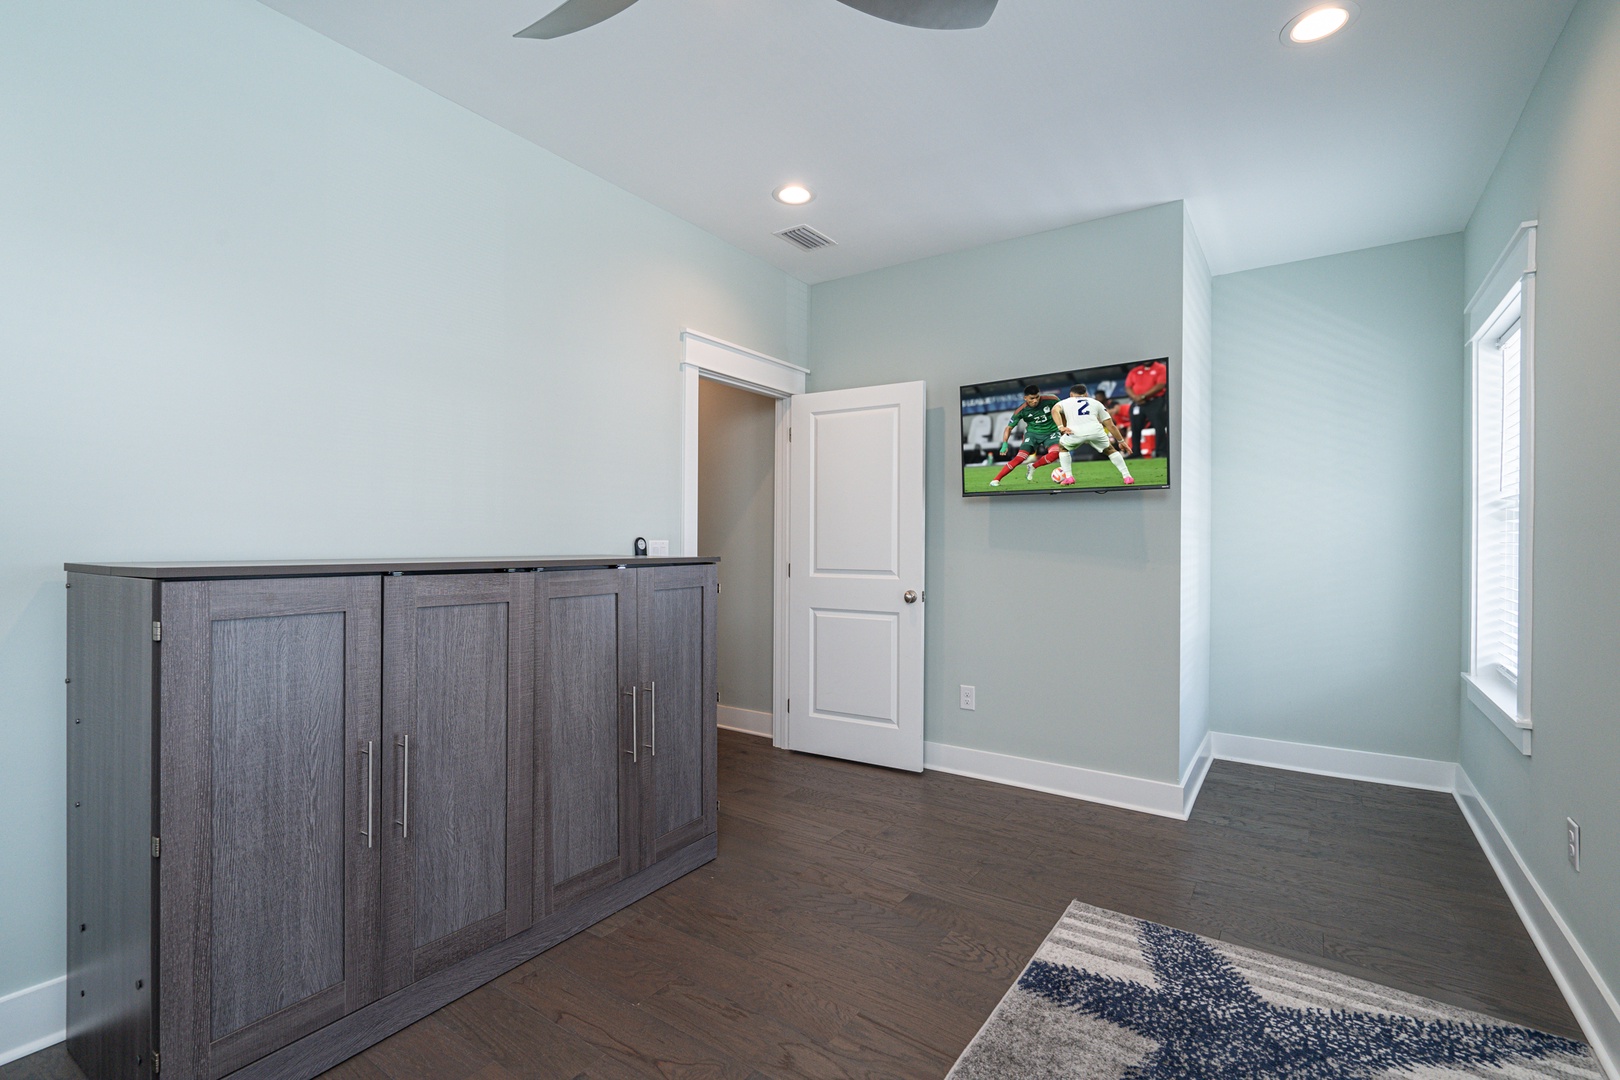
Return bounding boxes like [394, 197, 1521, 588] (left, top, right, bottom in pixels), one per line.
[679, 328, 807, 747]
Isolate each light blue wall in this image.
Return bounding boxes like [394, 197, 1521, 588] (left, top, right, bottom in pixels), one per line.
[0, 1, 795, 1002]
[809, 203, 1191, 783]
[1209, 235, 1466, 761]
[1179, 211, 1214, 775]
[1460, 0, 1620, 1017]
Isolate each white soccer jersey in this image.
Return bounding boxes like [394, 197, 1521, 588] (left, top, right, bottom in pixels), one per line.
[1053, 396, 1109, 440]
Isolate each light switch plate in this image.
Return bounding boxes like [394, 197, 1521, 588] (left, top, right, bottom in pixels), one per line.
[648, 539, 669, 557]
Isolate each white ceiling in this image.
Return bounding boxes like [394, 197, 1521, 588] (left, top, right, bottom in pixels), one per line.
[257, 0, 1573, 282]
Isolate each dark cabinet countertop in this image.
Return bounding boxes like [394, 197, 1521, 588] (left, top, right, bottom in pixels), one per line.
[65, 555, 718, 580]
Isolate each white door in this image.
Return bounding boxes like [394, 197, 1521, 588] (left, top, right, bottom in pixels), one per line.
[787, 381, 926, 772]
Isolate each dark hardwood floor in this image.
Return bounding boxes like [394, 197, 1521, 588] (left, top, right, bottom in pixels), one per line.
[6, 730, 1579, 1080]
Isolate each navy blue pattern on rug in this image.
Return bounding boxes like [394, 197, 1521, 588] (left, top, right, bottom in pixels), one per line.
[1021, 920, 1583, 1079]
[947, 901, 1600, 1080]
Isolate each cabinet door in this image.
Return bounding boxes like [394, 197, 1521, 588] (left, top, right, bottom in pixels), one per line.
[534, 568, 639, 915]
[158, 577, 382, 1080]
[636, 565, 718, 862]
[381, 574, 533, 994]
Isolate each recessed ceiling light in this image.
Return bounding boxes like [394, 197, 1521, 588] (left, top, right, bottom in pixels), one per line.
[774, 184, 814, 206]
[1282, 3, 1357, 45]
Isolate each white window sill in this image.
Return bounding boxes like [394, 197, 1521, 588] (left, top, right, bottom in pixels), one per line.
[1462, 671, 1532, 756]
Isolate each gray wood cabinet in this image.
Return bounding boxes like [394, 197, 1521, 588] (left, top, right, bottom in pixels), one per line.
[535, 564, 719, 915]
[158, 576, 384, 1080]
[535, 568, 639, 914]
[637, 565, 719, 863]
[381, 573, 534, 992]
[66, 574, 157, 1080]
[64, 557, 718, 1080]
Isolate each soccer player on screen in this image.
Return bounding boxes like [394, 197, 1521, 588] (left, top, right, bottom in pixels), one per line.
[1109, 396, 1134, 453]
[1053, 384, 1134, 486]
[988, 385, 1063, 487]
[1125, 358, 1168, 459]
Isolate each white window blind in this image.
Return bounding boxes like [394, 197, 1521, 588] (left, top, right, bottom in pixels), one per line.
[1464, 221, 1534, 752]
[1474, 318, 1521, 682]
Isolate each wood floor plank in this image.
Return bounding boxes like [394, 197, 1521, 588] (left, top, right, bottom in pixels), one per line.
[640, 978, 891, 1080]
[432, 983, 609, 1079]
[361, 1014, 498, 1080]
[7, 732, 1584, 1080]
[597, 911, 863, 1029]
[316, 1056, 394, 1080]
[497, 955, 759, 1080]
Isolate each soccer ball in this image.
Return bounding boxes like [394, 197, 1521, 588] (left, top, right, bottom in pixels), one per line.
[1050, 469, 1069, 484]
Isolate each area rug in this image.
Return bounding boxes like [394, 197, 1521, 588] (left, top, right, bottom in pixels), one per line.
[948, 900, 1600, 1079]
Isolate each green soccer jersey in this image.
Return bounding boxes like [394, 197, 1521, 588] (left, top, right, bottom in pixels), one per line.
[1009, 397, 1060, 438]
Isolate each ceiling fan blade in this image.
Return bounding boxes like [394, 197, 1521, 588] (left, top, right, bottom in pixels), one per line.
[514, 0, 642, 39]
[831, 0, 997, 30]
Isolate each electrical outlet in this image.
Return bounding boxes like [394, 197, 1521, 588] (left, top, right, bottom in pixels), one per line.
[959, 684, 976, 711]
[648, 539, 669, 557]
[1567, 818, 1581, 872]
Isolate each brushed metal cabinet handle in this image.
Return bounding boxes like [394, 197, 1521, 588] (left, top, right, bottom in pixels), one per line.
[646, 682, 656, 756]
[360, 740, 374, 848]
[622, 689, 638, 763]
[395, 734, 410, 839]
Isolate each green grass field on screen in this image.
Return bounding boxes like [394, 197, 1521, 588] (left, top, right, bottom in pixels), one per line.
[963, 457, 1169, 494]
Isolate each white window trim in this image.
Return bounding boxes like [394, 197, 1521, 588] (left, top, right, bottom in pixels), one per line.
[1463, 221, 1536, 756]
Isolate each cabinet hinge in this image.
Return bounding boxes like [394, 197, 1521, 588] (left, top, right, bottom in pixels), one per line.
[153, 1051, 160, 1074]
[788, 428, 792, 443]
[787, 563, 791, 578]
[716, 581, 721, 594]
[787, 698, 791, 713]
[151, 621, 162, 642]
[151, 836, 161, 859]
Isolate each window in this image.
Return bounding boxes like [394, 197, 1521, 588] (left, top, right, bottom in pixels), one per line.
[1474, 313, 1521, 681]
[1464, 222, 1535, 755]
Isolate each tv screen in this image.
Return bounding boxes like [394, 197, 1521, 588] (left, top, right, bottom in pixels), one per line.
[961, 359, 1170, 496]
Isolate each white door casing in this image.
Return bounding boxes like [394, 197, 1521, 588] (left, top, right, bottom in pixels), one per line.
[679, 329, 805, 746]
[787, 382, 927, 772]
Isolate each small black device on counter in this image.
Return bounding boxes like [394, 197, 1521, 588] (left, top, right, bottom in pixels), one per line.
[634, 537, 648, 557]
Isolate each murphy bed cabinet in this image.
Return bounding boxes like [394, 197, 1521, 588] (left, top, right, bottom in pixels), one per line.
[64, 557, 718, 1080]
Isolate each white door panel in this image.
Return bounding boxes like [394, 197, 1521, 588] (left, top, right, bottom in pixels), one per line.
[811, 609, 898, 725]
[811, 406, 901, 575]
[788, 382, 925, 772]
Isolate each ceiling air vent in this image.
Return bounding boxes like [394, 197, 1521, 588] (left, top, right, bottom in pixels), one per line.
[776, 224, 837, 251]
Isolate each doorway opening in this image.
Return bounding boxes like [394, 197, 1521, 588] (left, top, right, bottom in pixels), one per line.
[679, 330, 805, 748]
[680, 330, 926, 770]
[699, 379, 777, 739]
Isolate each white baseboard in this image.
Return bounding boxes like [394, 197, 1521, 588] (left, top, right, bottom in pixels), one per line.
[717, 704, 772, 738]
[924, 741, 1196, 819]
[920, 731, 1617, 1074]
[925, 731, 1453, 818]
[1181, 731, 1215, 818]
[0, 975, 65, 1068]
[1210, 732, 1458, 792]
[1454, 771, 1620, 1078]
[931, 725, 1565, 835]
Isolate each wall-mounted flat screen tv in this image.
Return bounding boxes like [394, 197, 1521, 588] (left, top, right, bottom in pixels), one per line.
[961, 358, 1170, 497]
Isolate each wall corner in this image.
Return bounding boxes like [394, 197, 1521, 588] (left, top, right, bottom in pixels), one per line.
[1179, 208, 1214, 776]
